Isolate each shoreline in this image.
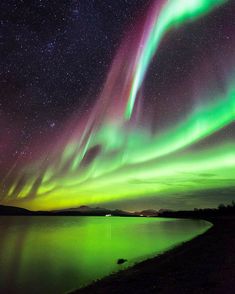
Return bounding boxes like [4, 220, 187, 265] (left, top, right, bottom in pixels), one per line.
[73, 216, 235, 294]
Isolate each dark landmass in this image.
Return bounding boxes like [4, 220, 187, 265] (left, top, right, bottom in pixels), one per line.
[73, 203, 235, 294]
[1, 202, 235, 218]
[54, 206, 134, 216]
[0, 203, 160, 216]
[0, 204, 133, 216]
[0, 205, 35, 215]
[158, 201, 235, 219]
[132, 209, 159, 217]
[1, 201, 235, 218]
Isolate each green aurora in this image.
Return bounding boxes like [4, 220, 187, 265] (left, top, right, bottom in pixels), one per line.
[125, 0, 227, 118]
[1, 0, 235, 211]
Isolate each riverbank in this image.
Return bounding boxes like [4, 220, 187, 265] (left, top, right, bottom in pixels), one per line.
[73, 216, 235, 294]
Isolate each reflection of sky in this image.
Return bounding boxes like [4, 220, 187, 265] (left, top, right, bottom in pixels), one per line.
[0, 217, 211, 293]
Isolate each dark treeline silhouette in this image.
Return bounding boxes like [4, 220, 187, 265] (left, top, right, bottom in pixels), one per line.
[158, 201, 235, 219]
[1, 202, 235, 218]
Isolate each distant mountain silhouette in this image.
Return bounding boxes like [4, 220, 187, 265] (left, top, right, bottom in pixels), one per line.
[133, 209, 159, 216]
[54, 206, 133, 216]
[0, 205, 133, 216]
[0, 205, 33, 215]
[1, 202, 234, 217]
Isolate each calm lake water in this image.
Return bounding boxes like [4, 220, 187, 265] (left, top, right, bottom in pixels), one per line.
[0, 216, 212, 293]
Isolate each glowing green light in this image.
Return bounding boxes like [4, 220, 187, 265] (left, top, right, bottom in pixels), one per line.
[125, 0, 227, 118]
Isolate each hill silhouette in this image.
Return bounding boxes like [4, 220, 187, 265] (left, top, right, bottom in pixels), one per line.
[1, 201, 235, 217]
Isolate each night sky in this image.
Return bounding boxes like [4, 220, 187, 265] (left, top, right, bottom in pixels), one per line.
[1, 0, 235, 211]
[1, 0, 150, 164]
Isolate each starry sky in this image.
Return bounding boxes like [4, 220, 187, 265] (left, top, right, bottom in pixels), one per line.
[1, 0, 149, 165]
[1, 0, 235, 211]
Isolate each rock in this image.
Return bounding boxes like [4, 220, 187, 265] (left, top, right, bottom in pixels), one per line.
[117, 258, 127, 265]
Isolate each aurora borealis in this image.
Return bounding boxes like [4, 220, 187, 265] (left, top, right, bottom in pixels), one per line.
[1, 0, 235, 211]
[125, 0, 228, 118]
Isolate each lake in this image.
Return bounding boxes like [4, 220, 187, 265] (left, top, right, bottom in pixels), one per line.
[0, 216, 212, 293]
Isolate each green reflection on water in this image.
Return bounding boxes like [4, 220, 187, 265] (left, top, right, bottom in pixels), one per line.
[0, 216, 211, 293]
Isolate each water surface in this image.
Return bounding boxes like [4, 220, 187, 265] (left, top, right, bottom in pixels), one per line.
[0, 216, 211, 293]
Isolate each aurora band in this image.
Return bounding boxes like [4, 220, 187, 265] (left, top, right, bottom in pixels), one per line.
[125, 0, 228, 119]
[1, 0, 235, 211]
